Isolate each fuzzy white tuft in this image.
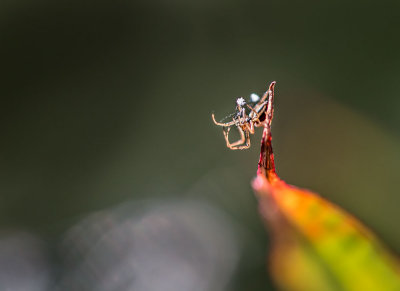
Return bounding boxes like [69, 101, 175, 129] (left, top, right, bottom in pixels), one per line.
[236, 97, 246, 106]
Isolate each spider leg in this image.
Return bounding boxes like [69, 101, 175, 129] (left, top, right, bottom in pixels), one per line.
[222, 127, 232, 148]
[247, 120, 255, 134]
[250, 101, 268, 121]
[232, 129, 251, 150]
[259, 81, 276, 103]
[259, 89, 270, 103]
[211, 113, 236, 127]
[254, 121, 265, 127]
[229, 127, 247, 147]
[223, 126, 247, 149]
[250, 82, 275, 122]
[246, 104, 258, 116]
[236, 108, 246, 126]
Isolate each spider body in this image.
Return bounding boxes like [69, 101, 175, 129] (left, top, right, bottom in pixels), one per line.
[212, 82, 276, 150]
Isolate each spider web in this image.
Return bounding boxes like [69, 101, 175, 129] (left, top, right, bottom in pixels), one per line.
[218, 111, 237, 123]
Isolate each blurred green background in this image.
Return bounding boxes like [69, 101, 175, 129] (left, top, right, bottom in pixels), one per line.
[1, 0, 400, 290]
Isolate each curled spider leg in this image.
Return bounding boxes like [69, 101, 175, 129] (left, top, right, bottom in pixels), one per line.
[222, 127, 237, 148]
[231, 129, 251, 150]
[223, 126, 245, 149]
[222, 127, 231, 148]
[211, 113, 236, 127]
[229, 126, 246, 147]
[223, 126, 251, 150]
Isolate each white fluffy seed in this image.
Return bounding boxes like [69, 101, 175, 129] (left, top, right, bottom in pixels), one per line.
[250, 93, 260, 102]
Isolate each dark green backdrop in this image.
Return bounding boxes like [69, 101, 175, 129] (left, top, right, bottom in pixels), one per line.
[1, 1, 400, 290]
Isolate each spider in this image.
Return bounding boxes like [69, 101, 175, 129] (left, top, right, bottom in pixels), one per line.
[211, 81, 276, 150]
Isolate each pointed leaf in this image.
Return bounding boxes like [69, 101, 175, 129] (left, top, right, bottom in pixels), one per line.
[252, 82, 400, 291]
